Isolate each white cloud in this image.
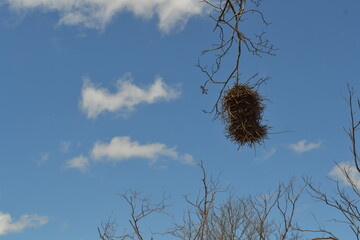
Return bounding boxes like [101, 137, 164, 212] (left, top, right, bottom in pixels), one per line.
[256, 148, 276, 161]
[0, 212, 48, 236]
[289, 140, 322, 153]
[3, 0, 205, 32]
[36, 152, 49, 166]
[60, 141, 71, 153]
[329, 162, 360, 188]
[65, 155, 89, 173]
[91, 136, 194, 165]
[80, 75, 180, 119]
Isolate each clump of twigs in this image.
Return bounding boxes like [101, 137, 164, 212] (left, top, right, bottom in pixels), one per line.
[221, 83, 268, 148]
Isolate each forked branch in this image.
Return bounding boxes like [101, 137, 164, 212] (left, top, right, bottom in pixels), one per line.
[345, 84, 360, 172]
[199, 0, 275, 117]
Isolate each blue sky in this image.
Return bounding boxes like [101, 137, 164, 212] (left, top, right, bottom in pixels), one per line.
[0, 0, 359, 239]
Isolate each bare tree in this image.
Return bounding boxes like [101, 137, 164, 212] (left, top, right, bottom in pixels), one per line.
[301, 174, 359, 240]
[168, 162, 304, 240]
[199, 0, 275, 117]
[169, 161, 221, 240]
[98, 190, 168, 240]
[170, 178, 304, 240]
[98, 163, 304, 240]
[207, 180, 304, 240]
[298, 86, 360, 240]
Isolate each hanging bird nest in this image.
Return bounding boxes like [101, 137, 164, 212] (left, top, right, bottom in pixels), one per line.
[221, 83, 269, 148]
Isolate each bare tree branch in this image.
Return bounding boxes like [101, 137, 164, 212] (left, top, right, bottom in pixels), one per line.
[304, 175, 360, 240]
[170, 161, 221, 240]
[98, 191, 168, 240]
[345, 84, 360, 172]
[98, 165, 306, 240]
[170, 170, 303, 240]
[199, 0, 275, 118]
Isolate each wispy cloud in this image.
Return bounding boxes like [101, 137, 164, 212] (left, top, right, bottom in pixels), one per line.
[65, 155, 89, 173]
[80, 75, 180, 119]
[91, 136, 194, 165]
[0, 212, 48, 236]
[289, 140, 322, 153]
[3, 0, 205, 32]
[256, 148, 277, 162]
[36, 152, 49, 166]
[329, 162, 360, 188]
[60, 141, 71, 153]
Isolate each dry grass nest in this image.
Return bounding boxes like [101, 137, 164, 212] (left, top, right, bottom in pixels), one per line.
[221, 83, 269, 148]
